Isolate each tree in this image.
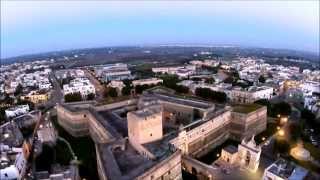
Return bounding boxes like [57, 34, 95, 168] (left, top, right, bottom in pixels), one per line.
[301, 108, 315, 121]
[174, 85, 189, 94]
[108, 87, 118, 98]
[64, 92, 82, 102]
[272, 102, 292, 117]
[258, 75, 266, 83]
[205, 78, 215, 84]
[14, 84, 23, 96]
[191, 77, 202, 82]
[223, 76, 234, 84]
[122, 86, 132, 96]
[135, 84, 156, 94]
[254, 99, 272, 116]
[195, 88, 227, 103]
[86, 93, 95, 100]
[160, 74, 180, 89]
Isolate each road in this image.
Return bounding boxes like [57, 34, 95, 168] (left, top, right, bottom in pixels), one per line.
[83, 69, 105, 101]
[42, 72, 64, 110]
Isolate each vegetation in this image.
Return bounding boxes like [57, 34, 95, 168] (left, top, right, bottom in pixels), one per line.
[108, 87, 118, 97]
[121, 85, 132, 96]
[272, 102, 292, 117]
[160, 74, 180, 89]
[135, 84, 157, 94]
[195, 87, 227, 103]
[254, 99, 292, 117]
[51, 115, 98, 179]
[174, 85, 189, 94]
[254, 99, 272, 116]
[159, 74, 189, 94]
[258, 75, 266, 83]
[64, 92, 82, 102]
[204, 77, 215, 84]
[14, 84, 23, 96]
[202, 66, 219, 74]
[132, 63, 154, 78]
[60, 77, 74, 87]
[86, 93, 95, 100]
[255, 122, 278, 144]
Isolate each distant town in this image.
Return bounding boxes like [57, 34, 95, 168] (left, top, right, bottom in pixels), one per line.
[0, 46, 319, 180]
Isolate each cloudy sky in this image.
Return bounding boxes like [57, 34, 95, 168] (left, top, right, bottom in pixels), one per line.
[1, 1, 319, 58]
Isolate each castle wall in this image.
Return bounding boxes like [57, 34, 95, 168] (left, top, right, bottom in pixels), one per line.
[137, 151, 182, 180]
[230, 106, 267, 140]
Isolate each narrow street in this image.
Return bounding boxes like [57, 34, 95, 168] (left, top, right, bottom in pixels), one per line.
[83, 69, 105, 101]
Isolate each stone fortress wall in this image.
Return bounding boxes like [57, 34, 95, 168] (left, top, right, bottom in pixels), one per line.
[56, 93, 267, 180]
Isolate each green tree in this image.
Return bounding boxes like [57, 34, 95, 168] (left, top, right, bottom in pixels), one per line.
[160, 74, 180, 89]
[195, 88, 227, 103]
[86, 93, 95, 100]
[223, 76, 234, 84]
[174, 85, 189, 94]
[301, 108, 315, 121]
[14, 84, 23, 96]
[64, 92, 82, 102]
[254, 99, 272, 116]
[258, 75, 266, 83]
[108, 87, 118, 98]
[205, 78, 215, 84]
[272, 102, 292, 117]
[135, 84, 154, 94]
[122, 86, 132, 96]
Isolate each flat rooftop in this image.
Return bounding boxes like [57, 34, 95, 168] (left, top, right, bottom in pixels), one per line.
[143, 88, 214, 110]
[130, 105, 161, 118]
[232, 104, 263, 114]
[98, 139, 171, 180]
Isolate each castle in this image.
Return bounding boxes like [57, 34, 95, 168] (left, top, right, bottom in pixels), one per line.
[56, 87, 266, 179]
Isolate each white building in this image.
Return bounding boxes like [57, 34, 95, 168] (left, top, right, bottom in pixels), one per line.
[230, 86, 274, 104]
[63, 78, 95, 98]
[301, 81, 320, 96]
[107, 80, 125, 95]
[132, 78, 163, 87]
[39, 82, 52, 90]
[0, 144, 28, 180]
[219, 136, 262, 172]
[152, 65, 196, 78]
[262, 159, 308, 180]
[5, 105, 30, 119]
[103, 70, 132, 81]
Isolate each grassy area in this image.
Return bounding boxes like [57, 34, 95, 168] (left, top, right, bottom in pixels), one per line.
[232, 104, 263, 114]
[35, 141, 73, 171]
[51, 115, 99, 180]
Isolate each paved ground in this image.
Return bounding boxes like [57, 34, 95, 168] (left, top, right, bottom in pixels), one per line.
[83, 69, 105, 101]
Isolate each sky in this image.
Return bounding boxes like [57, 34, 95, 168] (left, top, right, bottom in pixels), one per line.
[1, 1, 319, 58]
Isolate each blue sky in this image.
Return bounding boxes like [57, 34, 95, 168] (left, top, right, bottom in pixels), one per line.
[1, 1, 319, 58]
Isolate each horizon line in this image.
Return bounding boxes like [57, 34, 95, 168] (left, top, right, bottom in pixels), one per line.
[1, 43, 319, 61]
